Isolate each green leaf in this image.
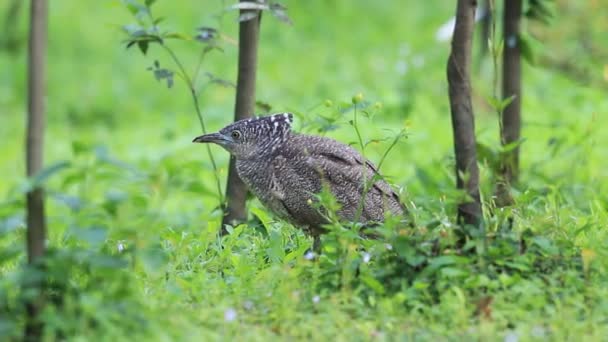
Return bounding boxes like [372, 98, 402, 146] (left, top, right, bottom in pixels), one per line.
[360, 275, 385, 295]
[500, 138, 526, 153]
[137, 40, 149, 55]
[164, 32, 191, 41]
[476, 142, 499, 171]
[140, 245, 168, 276]
[23, 160, 71, 193]
[145, 0, 156, 7]
[0, 215, 24, 235]
[70, 226, 107, 247]
[519, 32, 538, 65]
[72, 140, 92, 155]
[266, 230, 284, 263]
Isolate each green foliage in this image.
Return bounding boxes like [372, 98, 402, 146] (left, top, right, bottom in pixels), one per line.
[1, 0, 608, 340]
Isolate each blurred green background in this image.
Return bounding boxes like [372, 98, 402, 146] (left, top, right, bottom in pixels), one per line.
[1, 0, 608, 340]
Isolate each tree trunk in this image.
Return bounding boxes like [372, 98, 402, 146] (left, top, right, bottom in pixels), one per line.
[221, 4, 262, 231]
[447, 0, 482, 233]
[25, 0, 48, 339]
[496, 0, 522, 207]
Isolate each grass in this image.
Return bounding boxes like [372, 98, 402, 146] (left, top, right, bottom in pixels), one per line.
[1, 0, 608, 340]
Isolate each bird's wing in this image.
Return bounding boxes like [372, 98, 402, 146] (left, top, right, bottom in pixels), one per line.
[294, 134, 402, 206]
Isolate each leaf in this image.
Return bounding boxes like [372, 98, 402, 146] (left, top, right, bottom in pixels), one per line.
[72, 140, 92, 155]
[88, 253, 129, 269]
[0, 245, 21, 263]
[145, 0, 156, 6]
[476, 142, 499, 171]
[153, 17, 165, 25]
[238, 12, 259, 22]
[500, 138, 526, 153]
[165, 32, 191, 41]
[137, 40, 149, 55]
[360, 275, 386, 295]
[205, 72, 235, 88]
[0, 214, 24, 235]
[140, 245, 168, 276]
[123, 0, 149, 19]
[255, 100, 272, 113]
[230, 2, 269, 11]
[70, 226, 107, 247]
[52, 193, 84, 211]
[270, 3, 292, 25]
[519, 33, 538, 65]
[23, 160, 71, 193]
[195, 27, 217, 42]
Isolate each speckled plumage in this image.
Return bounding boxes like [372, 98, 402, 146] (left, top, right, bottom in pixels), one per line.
[193, 113, 404, 241]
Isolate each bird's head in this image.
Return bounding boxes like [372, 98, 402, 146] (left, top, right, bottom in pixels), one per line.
[193, 113, 294, 160]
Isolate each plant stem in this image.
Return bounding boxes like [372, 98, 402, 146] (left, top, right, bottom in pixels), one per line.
[161, 44, 225, 205]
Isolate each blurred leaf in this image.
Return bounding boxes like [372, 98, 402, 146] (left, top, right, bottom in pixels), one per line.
[238, 12, 259, 22]
[519, 32, 539, 65]
[72, 140, 93, 155]
[360, 275, 385, 294]
[255, 100, 272, 113]
[525, 0, 554, 24]
[144, 0, 156, 7]
[269, 3, 292, 25]
[153, 16, 165, 25]
[476, 142, 499, 171]
[165, 32, 191, 41]
[52, 193, 84, 212]
[267, 230, 284, 263]
[137, 40, 149, 55]
[531, 236, 558, 255]
[205, 72, 235, 88]
[230, 2, 269, 11]
[194, 27, 217, 42]
[140, 245, 168, 276]
[500, 138, 526, 153]
[486, 95, 515, 113]
[88, 253, 129, 269]
[0, 214, 24, 235]
[70, 226, 108, 248]
[22, 160, 71, 193]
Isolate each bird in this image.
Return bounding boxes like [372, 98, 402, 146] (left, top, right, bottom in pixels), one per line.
[193, 113, 405, 249]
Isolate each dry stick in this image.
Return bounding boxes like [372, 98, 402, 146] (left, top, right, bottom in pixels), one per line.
[221, 7, 262, 231]
[25, 0, 48, 339]
[447, 0, 483, 242]
[497, 0, 522, 207]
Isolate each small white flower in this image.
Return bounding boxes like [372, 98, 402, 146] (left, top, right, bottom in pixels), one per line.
[362, 252, 371, 263]
[385, 243, 393, 251]
[117, 242, 125, 253]
[224, 308, 237, 322]
[312, 295, 320, 304]
[304, 250, 316, 260]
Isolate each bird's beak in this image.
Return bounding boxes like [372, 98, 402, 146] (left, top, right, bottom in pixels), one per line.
[192, 132, 228, 144]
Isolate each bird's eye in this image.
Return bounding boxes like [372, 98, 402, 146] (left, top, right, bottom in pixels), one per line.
[230, 130, 242, 140]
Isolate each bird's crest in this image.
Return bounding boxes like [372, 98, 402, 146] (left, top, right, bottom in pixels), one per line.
[240, 113, 294, 135]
